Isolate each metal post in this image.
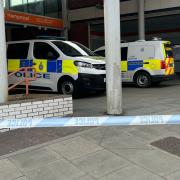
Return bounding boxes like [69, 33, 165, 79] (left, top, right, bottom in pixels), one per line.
[138, 0, 145, 40]
[104, 0, 122, 115]
[0, 0, 8, 103]
[61, 0, 69, 40]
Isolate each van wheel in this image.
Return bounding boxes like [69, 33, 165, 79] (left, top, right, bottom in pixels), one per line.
[134, 72, 152, 88]
[59, 79, 79, 98]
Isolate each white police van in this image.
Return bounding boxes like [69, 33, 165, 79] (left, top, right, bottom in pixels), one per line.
[94, 39, 174, 87]
[7, 40, 106, 97]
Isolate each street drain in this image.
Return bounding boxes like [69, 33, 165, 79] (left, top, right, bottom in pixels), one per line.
[151, 137, 180, 157]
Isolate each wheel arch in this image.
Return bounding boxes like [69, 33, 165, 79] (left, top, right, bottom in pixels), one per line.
[133, 69, 151, 82]
[57, 75, 75, 92]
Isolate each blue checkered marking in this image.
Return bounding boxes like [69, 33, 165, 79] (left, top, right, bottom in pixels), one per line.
[128, 60, 143, 71]
[47, 60, 57, 72]
[56, 60, 62, 73]
[47, 60, 62, 73]
[20, 59, 33, 68]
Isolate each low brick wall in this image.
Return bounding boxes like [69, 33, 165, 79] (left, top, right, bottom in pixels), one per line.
[0, 95, 73, 132]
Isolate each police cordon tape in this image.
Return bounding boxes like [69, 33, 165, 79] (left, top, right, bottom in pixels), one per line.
[1, 115, 180, 129]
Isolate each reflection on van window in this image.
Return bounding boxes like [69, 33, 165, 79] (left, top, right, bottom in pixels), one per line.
[73, 42, 96, 56]
[53, 41, 82, 57]
[53, 41, 96, 57]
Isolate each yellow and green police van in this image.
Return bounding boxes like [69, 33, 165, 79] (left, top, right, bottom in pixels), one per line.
[94, 39, 174, 87]
[7, 40, 106, 97]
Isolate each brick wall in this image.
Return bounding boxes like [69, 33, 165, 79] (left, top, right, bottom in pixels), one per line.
[0, 96, 73, 132]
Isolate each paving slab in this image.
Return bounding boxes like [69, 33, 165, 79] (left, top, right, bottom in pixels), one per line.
[14, 176, 28, 180]
[75, 175, 96, 180]
[99, 165, 165, 180]
[25, 159, 85, 180]
[108, 148, 180, 176]
[165, 125, 180, 137]
[9, 147, 61, 172]
[72, 149, 129, 178]
[80, 127, 128, 145]
[49, 136, 103, 160]
[0, 159, 22, 180]
[166, 170, 180, 180]
[123, 125, 175, 143]
[100, 128, 151, 150]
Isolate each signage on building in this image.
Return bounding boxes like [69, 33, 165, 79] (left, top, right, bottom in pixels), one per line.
[5, 10, 64, 29]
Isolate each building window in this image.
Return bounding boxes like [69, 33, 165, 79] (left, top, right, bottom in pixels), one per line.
[6, 0, 62, 18]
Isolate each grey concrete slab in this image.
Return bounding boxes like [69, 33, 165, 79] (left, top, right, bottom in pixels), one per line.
[123, 125, 175, 143]
[99, 165, 165, 180]
[80, 127, 128, 145]
[100, 127, 151, 150]
[26, 159, 85, 180]
[108, 148, 180, 176]
[0, 159, 22, 180]
[165, 125, 180, 137]
[72, 149, 129, 178]
[74, 175, 96, 180]
[49, 136, 103, 160]
[9, 147, 61, 172]
[166, 170, 180, 180]
[14, 176, 28, 180]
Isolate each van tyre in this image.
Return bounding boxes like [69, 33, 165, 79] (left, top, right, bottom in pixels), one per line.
[59, 79, 79, 98]
[134, 72, 152, 88]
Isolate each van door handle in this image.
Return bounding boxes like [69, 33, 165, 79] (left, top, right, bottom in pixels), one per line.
[143, 62, 149, 64]
[32, 62, 37, 65]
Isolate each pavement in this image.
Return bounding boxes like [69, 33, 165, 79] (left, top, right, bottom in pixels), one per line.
[1, 79, 180, 179]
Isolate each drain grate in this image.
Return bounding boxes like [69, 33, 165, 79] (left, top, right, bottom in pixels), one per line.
[151, 137, 180, 157]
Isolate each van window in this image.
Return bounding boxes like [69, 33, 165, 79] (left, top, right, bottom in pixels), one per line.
[34, 42, 59, 59]
[52, 41, 83, 57]
[96, 50, 105, 57]
[164, 44, 173, 58]
[121, 47, 128, 60]
[128, 45, 155, 60]
[7, 43, 29, 59]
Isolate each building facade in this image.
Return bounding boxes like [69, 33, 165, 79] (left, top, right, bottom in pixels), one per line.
[4, 0, 64, 41]
[3, 0, 180, 50]
[68, 0, 180, 50]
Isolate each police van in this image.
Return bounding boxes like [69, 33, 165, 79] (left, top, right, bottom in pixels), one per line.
[94, 39, 174, 87]
[7, 40, 106, 97]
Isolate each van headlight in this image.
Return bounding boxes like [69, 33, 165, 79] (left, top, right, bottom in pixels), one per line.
[74, 61, 92, 68]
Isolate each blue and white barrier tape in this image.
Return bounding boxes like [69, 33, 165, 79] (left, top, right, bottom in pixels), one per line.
[0, 115, 180, 129]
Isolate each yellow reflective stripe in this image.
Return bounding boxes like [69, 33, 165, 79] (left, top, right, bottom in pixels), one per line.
[121, 61, 127, 72]
[165, 58, 174, 75]
[8, 59, 20, 72]
[62, 60, 78, 75]
[33, 59, 47, 73]
[162, 43, 166, 58]
[143, 59, 161, 70]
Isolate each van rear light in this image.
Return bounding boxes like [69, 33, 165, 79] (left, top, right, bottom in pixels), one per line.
[161, 60, 166, 69]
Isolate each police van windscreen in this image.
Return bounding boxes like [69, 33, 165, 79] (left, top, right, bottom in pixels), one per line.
[52, 41, 96, 57]
[72, 42, 96, 56]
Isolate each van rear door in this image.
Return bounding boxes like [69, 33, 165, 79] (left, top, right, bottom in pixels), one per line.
[164, 43, 174, 75]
